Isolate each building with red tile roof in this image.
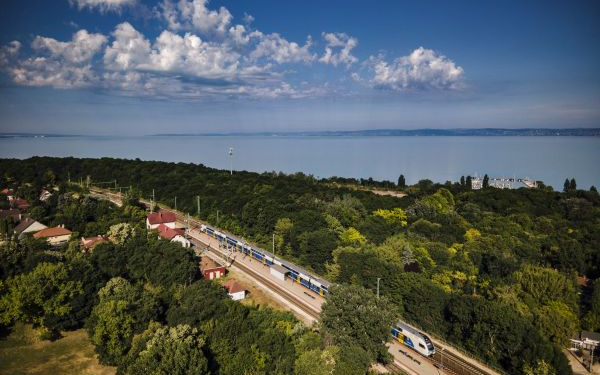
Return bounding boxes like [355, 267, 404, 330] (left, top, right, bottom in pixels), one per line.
[156, 223, 190, 248]
[223, 279, 246, 300]
[81, 235, 107, 252]
[33, 225, 72, 246]
[146, 211, 177, 229]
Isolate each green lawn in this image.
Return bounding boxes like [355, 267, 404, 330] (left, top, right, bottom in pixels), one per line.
[0, 323, 115, 375]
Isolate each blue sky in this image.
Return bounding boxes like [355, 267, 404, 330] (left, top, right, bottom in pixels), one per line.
[0, 0, 599, 135]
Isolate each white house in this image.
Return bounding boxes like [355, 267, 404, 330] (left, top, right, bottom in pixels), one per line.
[146, 211, 177, 229]
[39, 190, 52, 202]
[14, 218, 48, 239]
[33, 225, 72, 246]
[156, 224, 191, 248]
[223, 280, 246, 301]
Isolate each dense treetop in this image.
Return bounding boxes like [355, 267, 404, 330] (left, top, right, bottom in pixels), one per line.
[2, 156, 600, 374]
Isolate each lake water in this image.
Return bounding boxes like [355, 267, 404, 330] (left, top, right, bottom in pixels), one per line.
[1, 135, 599, 190]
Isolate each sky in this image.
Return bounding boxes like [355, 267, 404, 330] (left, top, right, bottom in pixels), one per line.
[0, 0, 599, 135]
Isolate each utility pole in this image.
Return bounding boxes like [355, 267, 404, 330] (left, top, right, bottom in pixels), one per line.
[272, 233, 275, 256]
[151, 189, 155, 213]
[228, 147, 234, 175]
[174, 196, 177, 211]
[197, 196, 200, 217]
[68, 172, 71, 184]
[377, 277, 381, 299]
[114, 180, 117, 190]
[217, 210, 220, 226]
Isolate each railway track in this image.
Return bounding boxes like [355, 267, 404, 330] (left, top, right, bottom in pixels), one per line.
[188, 234, 321, 322]
[89, 186, 503, 375]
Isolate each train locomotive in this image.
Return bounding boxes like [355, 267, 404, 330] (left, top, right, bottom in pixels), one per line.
[391, 322, 435, 356]
[200, 224, 330, 296]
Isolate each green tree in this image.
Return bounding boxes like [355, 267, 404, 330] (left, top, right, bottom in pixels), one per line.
[0, 262, 82, 335]
[123, 322, 209, 375]
[372, 207, 408, 226]
[563, 178, 570, 192]
[166, 281, 229, 327]
[533, 302, 578, 346]
[569, 178, 576, 191]
[320, 284, 396, 363]
[582, 280, 600, 331]
[87, 277, 160, 365]
[107, 223, 137, 246]
[397, 174, 406, 189]
[483, 174, 489, 188]
[339, 227, 367, 246]
[466, 176, 473, 190]
[513, 265, 577, 309]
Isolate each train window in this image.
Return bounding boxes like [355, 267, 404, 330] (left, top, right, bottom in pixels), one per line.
[418, 343, 425, 349]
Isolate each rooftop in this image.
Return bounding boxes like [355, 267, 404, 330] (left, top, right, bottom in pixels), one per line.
[33, 226, 72, 239]
[156, 223, 185, 240]
[223, 279, 246, 294]
[147, 211, 177, 225]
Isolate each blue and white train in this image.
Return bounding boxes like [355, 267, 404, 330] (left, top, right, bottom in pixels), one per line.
[201, 223, 435, 358]
[200, 224, 330, 296]
[391, 322, 435, 357]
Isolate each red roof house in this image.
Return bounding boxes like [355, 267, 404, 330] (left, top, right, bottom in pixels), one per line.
[146, 211, 177, 229]
[81, 235, 107, 252]
[13, 198, 30, 210]
[0, 188, 14, 197]
[34, 225, 72, 245]
[156, 223, 190, 248]
[223, 279, 246, 300]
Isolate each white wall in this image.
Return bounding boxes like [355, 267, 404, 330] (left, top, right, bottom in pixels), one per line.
[171, 235, 191, 248]
[228, 291, 246, 301]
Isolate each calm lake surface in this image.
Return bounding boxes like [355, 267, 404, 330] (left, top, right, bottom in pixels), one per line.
[1, 136, 599, 190]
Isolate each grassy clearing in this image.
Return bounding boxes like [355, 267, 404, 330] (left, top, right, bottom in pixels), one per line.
[219, 268, 288, 312]
[0, 323, 115, 375]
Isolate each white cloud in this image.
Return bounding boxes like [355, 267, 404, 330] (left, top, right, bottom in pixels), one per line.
[160, 0, 232, 35]
[319, 32, 358, 67]
[103, 22, 151, 70]
[32, 29, 107, 64]
[104, 22, 240, 80]
[1, 30, 106, 88]
[69, 0, 137, 12]
[249, 33, 315, 64]
[0, 41, 21, 66]
[367, 47, 464, 90]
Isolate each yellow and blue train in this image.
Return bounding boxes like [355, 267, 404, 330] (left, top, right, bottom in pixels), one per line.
[200, 224, 330, 296]
[391, 322, 435, 357]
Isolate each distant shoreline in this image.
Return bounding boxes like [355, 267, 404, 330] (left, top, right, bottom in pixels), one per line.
[152, 128, 600, 137]
[1, 128, 599, 138]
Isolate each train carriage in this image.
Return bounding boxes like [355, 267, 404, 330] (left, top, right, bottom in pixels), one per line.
[200, 223, 330, 296]
[391, 322, 435, 357]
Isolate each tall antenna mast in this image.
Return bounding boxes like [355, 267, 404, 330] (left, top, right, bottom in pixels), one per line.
[228, 147, 234, 175]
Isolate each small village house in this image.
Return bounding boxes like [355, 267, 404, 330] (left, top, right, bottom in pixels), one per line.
[223, 279, 246, 301]
[156, 223, 190, 248]
[33, 225, 72, 246]
[14, 218, 48, 240]
[146, 211, 177, 230]
[81, 235, 107, 252]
